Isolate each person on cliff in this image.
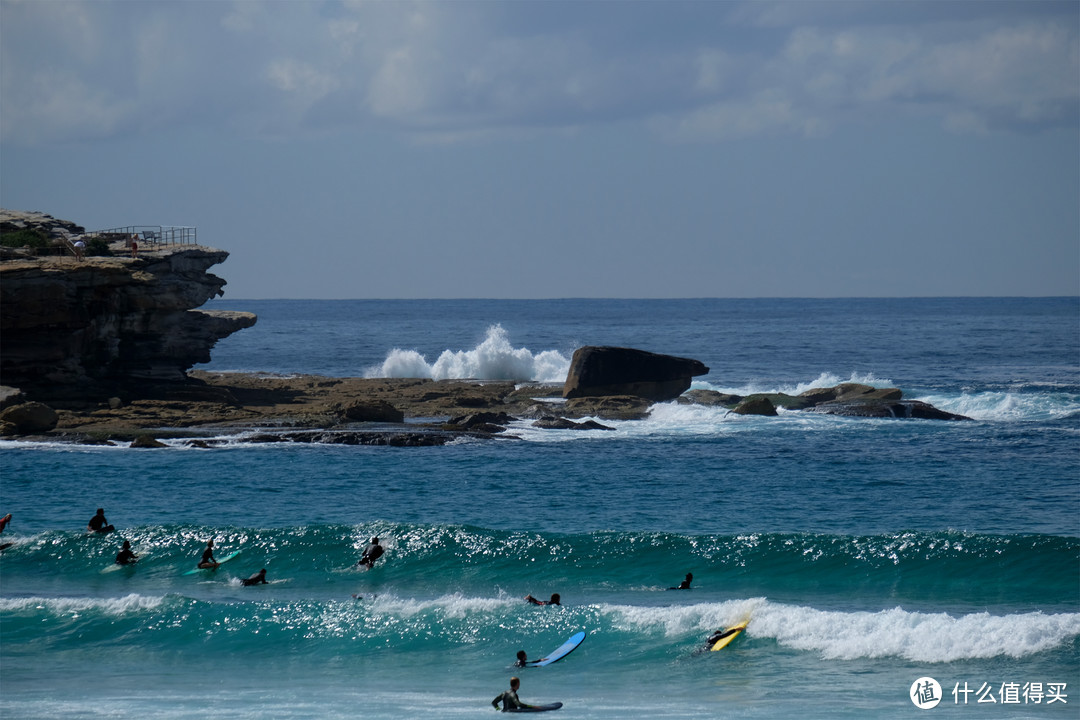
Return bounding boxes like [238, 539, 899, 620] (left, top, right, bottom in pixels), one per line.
[524, 593, 561, 606]
[197, 539, 219, 569]
[357, 537, 384, 569]
[241, 568, 268, 586]
[130, 234, 138, 259]
[87, 508, 115, 534]
[115, 540, 138, 565]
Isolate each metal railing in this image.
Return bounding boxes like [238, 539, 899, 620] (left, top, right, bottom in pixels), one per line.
[91, 225, 198, 247]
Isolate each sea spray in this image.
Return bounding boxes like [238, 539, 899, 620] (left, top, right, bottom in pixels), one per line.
[364, 324, 569, 382]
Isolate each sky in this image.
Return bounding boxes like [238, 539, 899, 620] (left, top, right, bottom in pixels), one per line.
[1, 0, 1077, 299]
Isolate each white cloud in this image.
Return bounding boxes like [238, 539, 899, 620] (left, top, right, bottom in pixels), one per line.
[1, 1, 1075, 146]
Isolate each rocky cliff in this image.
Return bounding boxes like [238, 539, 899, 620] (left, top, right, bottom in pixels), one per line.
[0, 211, 256, 398]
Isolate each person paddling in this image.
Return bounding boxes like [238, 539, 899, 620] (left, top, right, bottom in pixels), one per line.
[241, 568, 268, 586]
[357, 536, 384, 569]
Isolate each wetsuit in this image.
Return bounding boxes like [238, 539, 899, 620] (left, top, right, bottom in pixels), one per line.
[492, 690, 524, 712]
[360, 543, 383, 567]
[115, 548, 137, 565]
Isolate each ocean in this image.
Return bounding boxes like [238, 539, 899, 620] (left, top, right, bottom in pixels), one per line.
[1, 297, 1077, 719]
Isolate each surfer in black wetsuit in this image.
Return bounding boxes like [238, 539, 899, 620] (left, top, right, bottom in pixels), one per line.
[492, 676, 525, 711]
[524, 593, 560, 606]
[241, 569, 268, 586]
[197, 539, 219, 569]
[87, 508, 115, 534]
[671, 572, 693, 590]
[114, 540, 138, 565]
[357, 537, 384, 569]
[514, 650, 534, 668]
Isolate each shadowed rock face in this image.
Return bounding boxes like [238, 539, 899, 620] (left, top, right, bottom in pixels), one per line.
[1, 242, 256, 391]
[562, 346, 709, 402]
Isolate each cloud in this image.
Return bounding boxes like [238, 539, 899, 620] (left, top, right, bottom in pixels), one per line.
[1, 0, 1076, 146]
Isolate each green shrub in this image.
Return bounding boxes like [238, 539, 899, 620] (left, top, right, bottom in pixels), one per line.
[0, 228, 49, 249]
[86, 237, 112, 256]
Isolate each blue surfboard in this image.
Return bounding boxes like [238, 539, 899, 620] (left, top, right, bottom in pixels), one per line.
[532, 631, 586, 667]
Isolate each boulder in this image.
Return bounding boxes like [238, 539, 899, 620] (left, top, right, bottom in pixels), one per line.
[130, 435, 167, 448]
[731, 396, 778, 416]
[678, 389, 743, 407]
[808, 399, 971, 421]
[447, 412, 515, 429]
[343, 400, 404, 423]
[0, 401, 58, 434]
[532, 416, 614, 431]
[562, 346, 708, 402]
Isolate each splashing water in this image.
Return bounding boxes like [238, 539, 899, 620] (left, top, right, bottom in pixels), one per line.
[364, 324, 570, 382]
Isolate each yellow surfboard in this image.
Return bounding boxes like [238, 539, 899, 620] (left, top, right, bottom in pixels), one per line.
[709, 619, 749, 651]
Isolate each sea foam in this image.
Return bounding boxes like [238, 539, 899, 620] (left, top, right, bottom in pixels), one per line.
[364, 324, 569, 382]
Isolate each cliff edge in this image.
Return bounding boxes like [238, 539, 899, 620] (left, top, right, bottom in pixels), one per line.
[0, 210, 256, 398]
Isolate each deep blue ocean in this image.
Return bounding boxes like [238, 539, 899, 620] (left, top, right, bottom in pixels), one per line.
[2, 298, 1078, 719]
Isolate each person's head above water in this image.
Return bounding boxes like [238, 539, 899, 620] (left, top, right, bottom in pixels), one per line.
[549, 593, 561, 604]
[510, 677, 520, 690]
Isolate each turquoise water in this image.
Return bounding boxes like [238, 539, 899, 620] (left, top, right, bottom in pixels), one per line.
[1, 298, 1078, 718]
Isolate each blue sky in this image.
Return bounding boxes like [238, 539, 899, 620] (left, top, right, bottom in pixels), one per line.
[2, 0, 1077, 299]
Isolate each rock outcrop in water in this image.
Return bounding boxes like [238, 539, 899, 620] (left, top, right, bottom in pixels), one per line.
[0, 210, 256, 396]
[563, 346, 709, 402]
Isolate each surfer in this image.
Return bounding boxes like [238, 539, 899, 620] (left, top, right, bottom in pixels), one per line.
[357, 537, 384, 569]
[114, 540, 138, 565]
[524, 593, 560, 606]
[241, 569, 268, 586]
[671, 572, 693, 590]
[0, 513, 13, 551]
[492, 676, 526, 712]
[197, 539, 219, 569]
[87, 508, 115, 534]
[514, 650, 534, 668]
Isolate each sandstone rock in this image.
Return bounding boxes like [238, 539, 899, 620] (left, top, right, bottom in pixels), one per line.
[0, 401, 59, 434]
[0, 385, 26, 409]
[564, 395, 654, 420]
[532, 415, 615, 430]
[800, 383, 903, 404]
[1, 224, 257, 391]
[130, 435, 168, 448]
[679, 389, 742, 407]
[447, 412, 515, 429]
[808, 399, 971, 421]
[563, 346, 708, 401]
[343, 400, 405, 423]
[731, 396, 778, 416]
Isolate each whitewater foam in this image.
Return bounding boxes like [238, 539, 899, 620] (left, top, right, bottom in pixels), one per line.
[364, 324, 569, 382]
